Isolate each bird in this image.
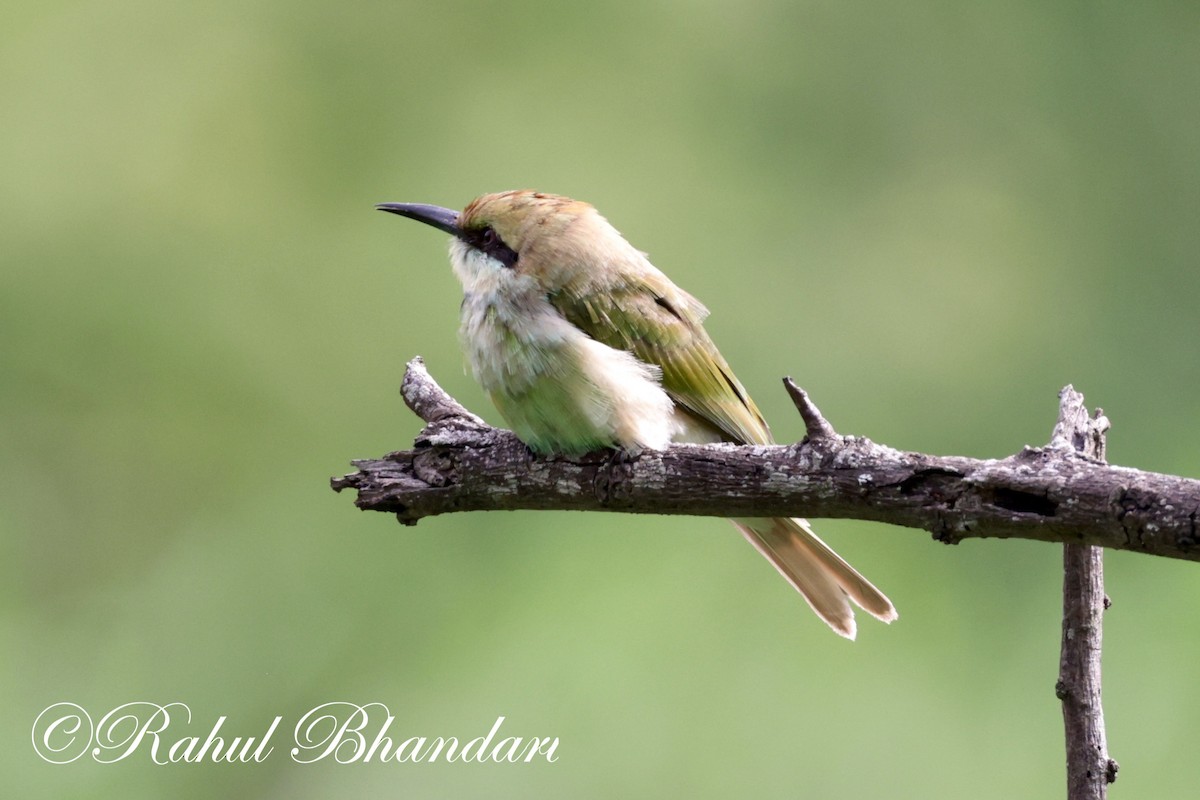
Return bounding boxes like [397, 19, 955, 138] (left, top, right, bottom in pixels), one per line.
[376, 190, 896, 638]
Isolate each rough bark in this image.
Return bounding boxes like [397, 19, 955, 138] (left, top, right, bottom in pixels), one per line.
[331, 357, 1200, 563]
[1053, 388, 1118, 799]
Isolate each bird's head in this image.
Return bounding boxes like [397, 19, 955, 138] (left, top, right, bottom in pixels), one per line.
[377, 190, 641, 296]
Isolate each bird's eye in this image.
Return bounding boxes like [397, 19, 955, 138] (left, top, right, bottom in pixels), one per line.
[474, 226, 518, 269]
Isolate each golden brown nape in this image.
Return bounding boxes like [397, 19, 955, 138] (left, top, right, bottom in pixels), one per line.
[455, 190, 650, 296]
[459, 190, 588, 251]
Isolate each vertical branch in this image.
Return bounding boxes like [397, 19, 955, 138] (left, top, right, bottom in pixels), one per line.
[1053, 387, 1118, 799]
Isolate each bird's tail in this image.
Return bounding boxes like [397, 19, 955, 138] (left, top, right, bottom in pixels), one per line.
[734, 517, 897, 639]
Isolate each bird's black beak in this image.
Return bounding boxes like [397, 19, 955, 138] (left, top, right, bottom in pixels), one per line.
[375, 202, 463, 238]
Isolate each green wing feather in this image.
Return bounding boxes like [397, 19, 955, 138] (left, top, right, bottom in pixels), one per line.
[550, 273, 773, 446]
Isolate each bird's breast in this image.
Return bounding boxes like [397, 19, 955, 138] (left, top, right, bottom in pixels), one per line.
[458, 290, 570, 394]
[457, 291, 678, 453]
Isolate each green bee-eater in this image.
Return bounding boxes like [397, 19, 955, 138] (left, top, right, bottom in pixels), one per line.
[378, 190, 896, 638]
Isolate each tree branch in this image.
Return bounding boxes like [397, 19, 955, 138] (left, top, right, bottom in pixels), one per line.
[331, 358, 1200, 563]
[1054, 387, 1118, 799]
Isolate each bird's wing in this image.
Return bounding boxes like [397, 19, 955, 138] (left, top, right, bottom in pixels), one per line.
[550, 273, 773, 446]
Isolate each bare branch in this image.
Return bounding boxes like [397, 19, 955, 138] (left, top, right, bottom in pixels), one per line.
[331, 360, 1200, 561]
[783, 377, 837, 442]
[399, 356, 485, 427]
[1059, 544, 1118, 797]
[1054, 386, 1118, 799]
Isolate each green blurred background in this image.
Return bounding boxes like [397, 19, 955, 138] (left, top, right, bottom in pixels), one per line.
[5, 1, 1199, 797]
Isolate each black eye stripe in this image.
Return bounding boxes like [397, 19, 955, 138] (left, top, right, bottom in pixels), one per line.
[468, 225, 518, 269]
